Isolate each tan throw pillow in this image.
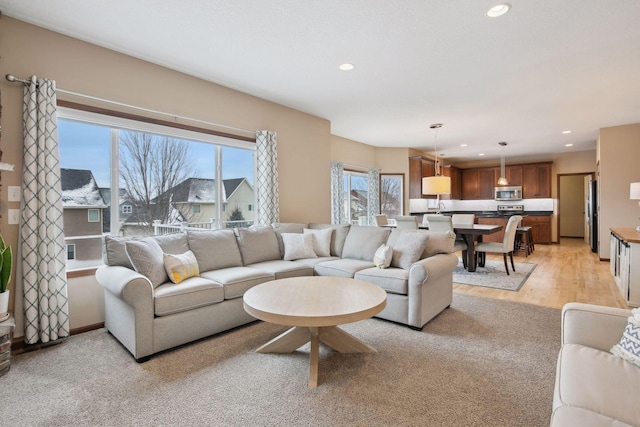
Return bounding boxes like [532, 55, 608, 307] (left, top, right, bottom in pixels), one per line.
[163, 250, 200, 284]
[282, 233, 317, 261]
[373, 244, 393, 269]
[303, 228, 333, 257]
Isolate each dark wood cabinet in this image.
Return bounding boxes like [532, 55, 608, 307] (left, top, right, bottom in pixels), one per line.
[441, 165, 461, 200]
[523, 163, 551, 199]
[461, 168, 479, 200]
[478, 167, 498, 200]
[505, 165, 524, 186]
[522, 215, 551, 244]
[408, 156, 436, 199]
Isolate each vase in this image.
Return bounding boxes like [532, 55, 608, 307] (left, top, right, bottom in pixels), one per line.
[0, 291, 9, 316]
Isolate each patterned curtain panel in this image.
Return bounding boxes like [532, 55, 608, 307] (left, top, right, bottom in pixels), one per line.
[330, 161, 344, 224]
[255, 130, 279, 226]
[367, 168, 380, 225]
[21, 76, 70, 344]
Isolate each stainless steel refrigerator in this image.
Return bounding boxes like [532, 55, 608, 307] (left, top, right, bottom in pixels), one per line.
[586, 178, 598, 253]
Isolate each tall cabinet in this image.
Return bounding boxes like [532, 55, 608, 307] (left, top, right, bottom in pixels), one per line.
[610, 228, 640, 307]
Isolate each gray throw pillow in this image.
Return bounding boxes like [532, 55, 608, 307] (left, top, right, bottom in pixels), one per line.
[187, 229, 243, 271]
[341, 225, 391, 261]
[153, 232, 189, 254]
[236, 226, 281, 265]
[272, 222, 309, 257]
[309, 223, 351, 257]
[422, 231, 455, 258]
[125, 238, 169, 288]
[391, 231, 430, 270]
[103, 235, 135, 268]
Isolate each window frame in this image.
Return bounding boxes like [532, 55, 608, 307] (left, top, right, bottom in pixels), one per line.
[379, 173, 405, 219]
[58, 104, 257, 273]
[87, 208, 101, 223]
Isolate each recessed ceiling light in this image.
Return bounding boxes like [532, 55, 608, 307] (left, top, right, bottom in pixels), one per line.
[487, 3, 511, 18]
[478, 153, 485, 156]
[562, 130, 572, 134]
[461, 144, 468, 147]
[565, 143, 574, 147]
[339, 63, 354, 71]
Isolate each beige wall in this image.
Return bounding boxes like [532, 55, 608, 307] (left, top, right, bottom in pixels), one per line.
[598, 123, 640, 259]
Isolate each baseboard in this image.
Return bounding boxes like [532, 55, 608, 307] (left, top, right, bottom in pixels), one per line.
[11, 322, 105, 353]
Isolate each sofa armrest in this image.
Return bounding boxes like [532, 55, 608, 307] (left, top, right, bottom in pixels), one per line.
[95, 265, 154, 307]
[409, 253, 458, 287]
[561, 302, 631, 351]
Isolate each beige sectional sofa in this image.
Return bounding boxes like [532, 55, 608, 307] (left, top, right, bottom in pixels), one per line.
[95, 223, 458, 361]
[551, 302, 640, 426]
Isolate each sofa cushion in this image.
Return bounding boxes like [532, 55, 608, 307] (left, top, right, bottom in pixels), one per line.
[246, 260, 314, 280]
[200, 267, 273, 300]
[308, 223, 351, 257]
[422, 231, 455, 258]
[355, 267, 409, 295]
[187, 229, 243, 271]
[341, 225, 391, 261]
[272, 222, 308, 256]
[282, 233, 317, 261]
[610, 308, 640, 368]
[550, 406, 631, 427]
[153, 232, 189, 254]
[153, 276, 224, 316]
[290, 256, 340, 269]
[554, 343, 640, 427]
[314, 258, 375, 278]
[103, 235, 135, 269]
[236, 226, 281, 265]
[303, 228, 333, 257]
[390, 231, 429, 270]
[163, 250, 200, 284]
[125, 237, 168, 288]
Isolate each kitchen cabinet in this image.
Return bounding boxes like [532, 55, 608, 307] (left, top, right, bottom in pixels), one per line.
[477, 217, 507, 243]
[441, 165, 461, 200]
[521, 215, 551, 244]
[505, 165, 524, 186]
[461, 167, 498, 200]
[523, 163, 551, 198]
[409, 156, 436, 199]
[610, 228, 640, 307]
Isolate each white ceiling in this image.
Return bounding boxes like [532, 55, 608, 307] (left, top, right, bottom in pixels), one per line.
[2, 0, 640, 164]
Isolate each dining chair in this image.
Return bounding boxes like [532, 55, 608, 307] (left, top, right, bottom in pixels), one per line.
[451, 214, 476, 226]
[374, 214, 388, 226]
[424, 214, 469, 268]
[474, 215, 523, 275]
[395, 215, 419, 230]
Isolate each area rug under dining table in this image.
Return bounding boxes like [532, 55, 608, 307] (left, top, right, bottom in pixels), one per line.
[453, 257, 537, 291]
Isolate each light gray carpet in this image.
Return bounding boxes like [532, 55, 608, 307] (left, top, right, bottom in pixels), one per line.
[3, 294, 560, 426]
[454, 258, 537, 291]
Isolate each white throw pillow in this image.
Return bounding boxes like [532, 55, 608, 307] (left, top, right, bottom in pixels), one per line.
[282, 233, 317, 261]
[610, 307, 640, 368]
[303, 228, 333, 257]
[373, 244, 393, 269]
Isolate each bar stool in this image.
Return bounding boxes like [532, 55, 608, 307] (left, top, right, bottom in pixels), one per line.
[515, 226, 534, 256]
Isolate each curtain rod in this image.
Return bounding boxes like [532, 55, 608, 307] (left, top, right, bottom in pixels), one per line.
[5, 74, 256, 135]
[342, 162, 380, 171]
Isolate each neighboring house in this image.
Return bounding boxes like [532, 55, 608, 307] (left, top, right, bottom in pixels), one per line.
[349, 189, 368, 224]
[61, 168, 107, 266]
[98, 187, 135, 233]
[156, 177, 254, 228]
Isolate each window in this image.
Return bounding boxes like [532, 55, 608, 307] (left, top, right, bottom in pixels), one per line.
[343, 171, 369, 225]
[88, 209, 101, 222]
[66, 244, 76, 261]
[58, 107, 256, 271]
[248, 204, 253, 211]
[380, 174, 404, 219]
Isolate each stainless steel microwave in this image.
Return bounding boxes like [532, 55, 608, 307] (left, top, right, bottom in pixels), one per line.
[495, 186, 522, 201]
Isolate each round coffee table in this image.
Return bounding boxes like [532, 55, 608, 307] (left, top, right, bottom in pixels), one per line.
[243, 276, 387, 387]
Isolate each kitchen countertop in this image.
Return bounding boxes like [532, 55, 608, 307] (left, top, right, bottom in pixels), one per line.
[611, 228, 640, 244]
[441, 211, 553, 218]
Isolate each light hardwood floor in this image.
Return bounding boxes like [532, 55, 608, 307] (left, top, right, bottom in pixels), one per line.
[453, 237, 630, 310]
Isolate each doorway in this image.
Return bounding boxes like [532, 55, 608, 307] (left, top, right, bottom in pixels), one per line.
[558, 172, 595, 242]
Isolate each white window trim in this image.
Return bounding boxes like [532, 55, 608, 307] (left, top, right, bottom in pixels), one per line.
[88, 209, 101, 222]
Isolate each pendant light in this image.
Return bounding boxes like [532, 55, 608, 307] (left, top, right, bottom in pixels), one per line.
[497, 141, 508, 186]
[422, 124, 451, 213]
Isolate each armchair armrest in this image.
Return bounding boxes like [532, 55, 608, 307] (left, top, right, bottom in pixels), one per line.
[561, 302, 631, 352]
[409, 253, 459, 287]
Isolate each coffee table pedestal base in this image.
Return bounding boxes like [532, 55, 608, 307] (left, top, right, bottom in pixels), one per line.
[256, 326, 376, 387]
